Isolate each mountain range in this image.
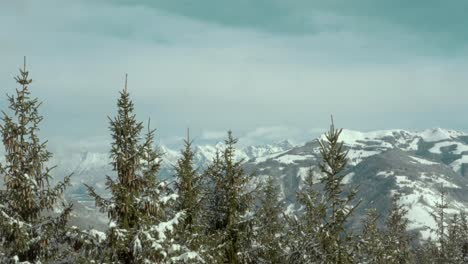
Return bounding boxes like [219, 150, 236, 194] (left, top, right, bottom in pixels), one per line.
[52, 128, 468, 239]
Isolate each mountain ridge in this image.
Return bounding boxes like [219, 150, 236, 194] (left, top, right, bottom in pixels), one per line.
[50, 128, 468, 239]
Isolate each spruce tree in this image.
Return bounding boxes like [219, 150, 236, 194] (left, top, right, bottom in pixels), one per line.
[202, 150, 225, 262]
[317, 117, 360, 263]
[451, 212, 468, 262]
[425, 211, 468, 263]
[446, 214, 462, 263]
[253, 176, 287, 263]
[430, 185, 449, 263]
[0, 58, 72, 263]
[85, 75, 200, 263]
[414, 240, 438, 264]
[383, 193, 412, 263]
[358, 208, 385, 263]
[173, 129, 204, 252]
[286, 166, 326, 263]
[203, 131, 255, 264]
[288, 118, 359, 264]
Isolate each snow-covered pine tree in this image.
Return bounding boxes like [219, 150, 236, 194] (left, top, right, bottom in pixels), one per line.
[253, 176, 287, 263]
[0, 58, 73, 263]
[358, 208, 385, 263]
[460, 212, 468, 262]
[317, 117, 360, 263]
[173, 129, 205, 253]
[414, 240, 438, 264]
[287, 118, 359, 263]
[286, 167, 326, 263]
[85, 75, 201, 263]
[202, 150, 225, 262]
[383, 193, 413, 263]
[429, 185, 449, 263]
[423, 207, 468, 263]
[444, 212, 468, 263]
[203, 131, 255, 264]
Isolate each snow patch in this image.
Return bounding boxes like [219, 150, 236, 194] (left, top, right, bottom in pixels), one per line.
[338, 129, 406, 147]
[402, 138, 420, 151]
[376, 171, 394, 178]
[342, 172, 355, 184]
[254, 149, 290, 164]
[450, 155, 468, 172]
[409, 156, 438, 166]
[418, 128, 464, 142]
[347, 149, 381, 166]
[274, 154, 313, 164]
[419, 173, 460, 189]
[429, 141, 468, 155]
[89, 229, 106, 243]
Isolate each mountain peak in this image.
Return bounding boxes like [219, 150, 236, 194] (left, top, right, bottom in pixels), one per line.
[274, 139, 294, 149]
[417, 128, 466, 142]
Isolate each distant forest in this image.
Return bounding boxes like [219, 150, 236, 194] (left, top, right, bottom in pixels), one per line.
[1, 59, 467, 264]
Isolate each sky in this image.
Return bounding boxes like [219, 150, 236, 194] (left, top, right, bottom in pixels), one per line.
[1, 0, 468, 151]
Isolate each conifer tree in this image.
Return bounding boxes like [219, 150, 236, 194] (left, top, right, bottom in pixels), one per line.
[317, 117, 360, 263]
[173, 129, 204, 252]
[422, 210, 468, 263]
[202, 150, 225, 262]
[288, 118, 359, 264]
[203, 131, 255, 264]
[286, 167, 326, 263]
[445, 214, 462, 263]
[358, 208, 385, 263]
[383, 193, 412, 263]
[85, 75, 200, 263]
[253, 176, 287, 263]
[445, 212, 468, 263]
[0, 58, 72, 263]
[430, 185, 449, 263]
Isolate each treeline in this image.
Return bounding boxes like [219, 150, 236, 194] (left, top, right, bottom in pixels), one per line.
[0, 60, 468, 263]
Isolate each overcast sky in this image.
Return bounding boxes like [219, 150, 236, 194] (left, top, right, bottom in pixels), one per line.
[1, 0, 468, 151]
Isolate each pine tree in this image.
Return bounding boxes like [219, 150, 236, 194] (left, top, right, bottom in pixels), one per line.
[317, 117, 360, 263]
[457, 212, 468, 262]
[286, 166, 326, 263]
[358, 208, 385, 263]
[431, 211, 468, 263]
[446, 214, 462, 263]
[430, 185, 449, 263]
[203, 131, 255, 264]
[173, 129, 204, 252]
[383, 193, 412, 263]
[85, 75, 201, 263]
[288, 118, 359, 264]
[253, 176, 287, 263]
[0, 58, 73, 263]
[414, 240, 438, 264]
[202, 150, 225, 263]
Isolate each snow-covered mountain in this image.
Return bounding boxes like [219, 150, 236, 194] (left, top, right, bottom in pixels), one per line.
[55, 128, 468, 239]
[52, 140, 295, 206]
[244, 128, 468, 239]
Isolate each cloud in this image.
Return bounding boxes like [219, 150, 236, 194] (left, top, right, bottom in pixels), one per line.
[201, 130, 227, 141]
[108, 0, 468, 52]
[199, 127, 307, 146]
[0, 0, 468, 146]
[235, 126, 323, 147]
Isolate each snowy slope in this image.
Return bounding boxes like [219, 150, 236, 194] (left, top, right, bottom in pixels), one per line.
[243, 128, 468, 239]
[50, 128, 468, 238]
[52, 140, 296, 203]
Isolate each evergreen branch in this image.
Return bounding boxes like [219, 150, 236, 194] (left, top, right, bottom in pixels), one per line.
[84, 184, 111, 213]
